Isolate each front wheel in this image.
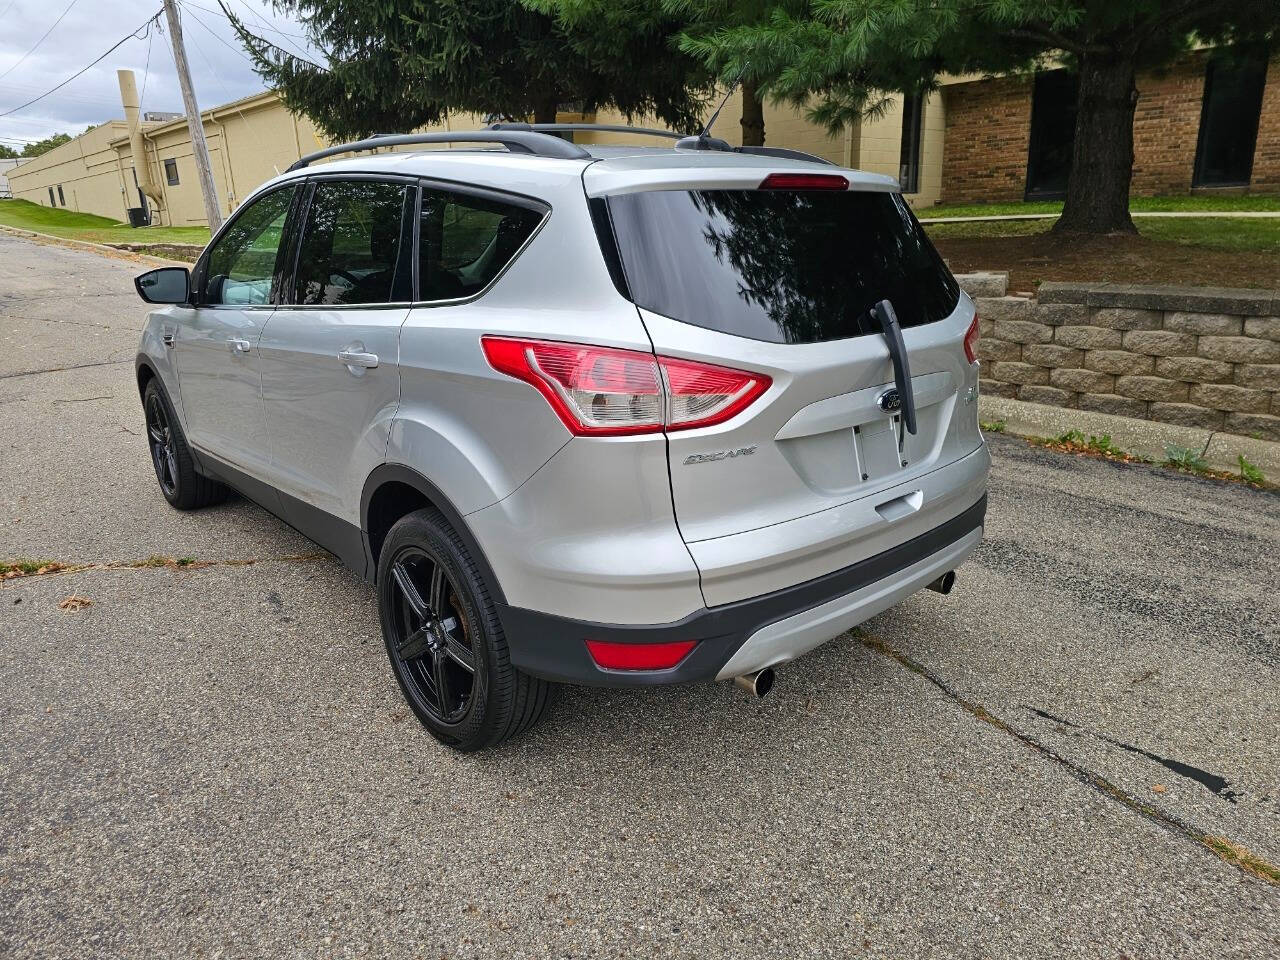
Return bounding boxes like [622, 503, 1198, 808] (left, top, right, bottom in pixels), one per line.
[142, 379, 229, 510]
[377, 508, 555, 751]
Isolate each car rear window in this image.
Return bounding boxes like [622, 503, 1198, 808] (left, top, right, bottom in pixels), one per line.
[604, 188, 960, 344]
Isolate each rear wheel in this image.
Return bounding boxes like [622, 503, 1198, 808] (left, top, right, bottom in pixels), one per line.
[142, 379, 229, 510]
[377, 508, 554, 751]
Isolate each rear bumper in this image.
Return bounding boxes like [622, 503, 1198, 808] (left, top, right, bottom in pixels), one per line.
[497, 492, 986, 686]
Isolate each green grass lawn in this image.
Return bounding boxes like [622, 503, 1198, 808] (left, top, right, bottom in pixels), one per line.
[917, 193, 1280, 220]
[0, 198, 210, 246]
[923, 216, 1280, 254]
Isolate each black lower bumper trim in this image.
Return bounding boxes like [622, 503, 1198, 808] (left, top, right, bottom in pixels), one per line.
[497, 494, 987, 686]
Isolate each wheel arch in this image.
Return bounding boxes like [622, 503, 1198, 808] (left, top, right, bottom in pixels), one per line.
[135, 354, 158, 400]
[361, 464, 507, 604]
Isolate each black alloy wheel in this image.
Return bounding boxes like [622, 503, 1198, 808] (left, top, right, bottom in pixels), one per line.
[385, 545, 480, 727]
[145, 389, 179, 499]
[376, 508, 555, 751]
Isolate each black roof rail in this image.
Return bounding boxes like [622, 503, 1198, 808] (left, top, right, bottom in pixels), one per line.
[488, 122, 687, 141]
[286, 130, 590, 171]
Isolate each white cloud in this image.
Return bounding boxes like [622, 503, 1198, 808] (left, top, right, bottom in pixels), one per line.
[0, 0, 323, 147]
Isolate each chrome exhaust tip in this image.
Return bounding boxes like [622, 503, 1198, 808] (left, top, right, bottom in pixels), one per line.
[927, 570, 956, 595]
[733, 667, 776, 699]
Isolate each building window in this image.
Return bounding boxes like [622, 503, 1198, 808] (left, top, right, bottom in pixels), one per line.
[57, 185, 65, 206]
[1025, 70, 1079, 200]
[165, 158, 179, 186]
[1193, 54, 1267, 187]
[47, 187, 55, 206]
[898, 93, 924, 194]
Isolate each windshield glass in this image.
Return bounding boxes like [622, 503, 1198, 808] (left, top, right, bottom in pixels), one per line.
[605, 188, 959, 344]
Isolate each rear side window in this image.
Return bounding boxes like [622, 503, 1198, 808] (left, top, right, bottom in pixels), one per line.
[292, 179, 413, 306]
[418, 189, 544, 302]
[605, 189, 960, 344]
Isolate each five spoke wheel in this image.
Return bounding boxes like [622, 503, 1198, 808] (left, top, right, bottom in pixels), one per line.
[387, 547, 477, 725]
[145, 391, 179, 498]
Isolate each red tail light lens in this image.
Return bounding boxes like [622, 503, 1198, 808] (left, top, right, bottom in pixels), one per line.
[482, 337, 770, 436]
[585, 639, 697, 671]
[963, 314, 980, 365]
[759, 173, 850, 191]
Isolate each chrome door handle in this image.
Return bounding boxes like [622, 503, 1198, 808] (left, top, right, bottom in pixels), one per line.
[338, 349, 379, 369]
[227, 338, 252, 354]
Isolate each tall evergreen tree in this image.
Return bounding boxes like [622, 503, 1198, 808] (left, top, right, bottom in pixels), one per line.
[225, 0, 710, 141]
[681, 0, 1280, 234]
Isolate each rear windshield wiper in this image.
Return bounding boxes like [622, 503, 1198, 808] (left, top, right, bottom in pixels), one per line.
[871, 299, 917, 435]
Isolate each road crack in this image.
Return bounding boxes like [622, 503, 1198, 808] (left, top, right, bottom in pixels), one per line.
[858, 631, 1279, 887]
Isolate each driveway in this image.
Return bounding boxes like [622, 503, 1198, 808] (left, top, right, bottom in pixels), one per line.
[1, 231, 1278, 958]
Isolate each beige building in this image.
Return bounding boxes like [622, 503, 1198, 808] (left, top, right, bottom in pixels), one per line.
[6, 79, 949, 229]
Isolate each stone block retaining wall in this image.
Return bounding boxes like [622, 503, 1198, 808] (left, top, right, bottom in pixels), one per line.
[957, 276, 1280, 441]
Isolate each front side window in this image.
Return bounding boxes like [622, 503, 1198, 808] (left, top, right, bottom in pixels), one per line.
[418, 189, 544, 302]
[57, 185, 65, 206]
[292, 180, 413, 306]
[165, 158, 179, 186]
[203, 185, 297, 306]
[47, 187, 55, 206]
[605, 188, 959, 344]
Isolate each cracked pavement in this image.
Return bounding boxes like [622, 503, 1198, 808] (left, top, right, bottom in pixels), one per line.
[1, 231, 1278, 958]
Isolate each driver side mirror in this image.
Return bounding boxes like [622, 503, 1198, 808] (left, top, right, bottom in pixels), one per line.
[134, 267, 191, 305]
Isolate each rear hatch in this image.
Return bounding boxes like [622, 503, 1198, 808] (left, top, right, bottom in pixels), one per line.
[586, 159, 984, 602]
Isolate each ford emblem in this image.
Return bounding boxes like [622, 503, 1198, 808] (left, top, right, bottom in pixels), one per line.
[877, 388, 902, 413]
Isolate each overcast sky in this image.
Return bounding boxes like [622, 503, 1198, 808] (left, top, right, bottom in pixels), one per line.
[0, 0, 325, 148]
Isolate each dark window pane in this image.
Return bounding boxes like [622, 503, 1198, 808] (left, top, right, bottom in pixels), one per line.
[204, 186, 296, 306]
[293, 180, 412, 306]
[899, 94, 923, 194]
[1026, 70, 1078, 199]
[56, 185, 65, 206]
[606, 189, 960, 345]
[1194, 56, 1267, 187]
[165, 158, 179, 186]
[418, 190, 544, 301]
[47, 187, 55, 206]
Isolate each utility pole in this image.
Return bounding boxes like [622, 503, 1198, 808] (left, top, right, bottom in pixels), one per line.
[161, 0, 223, 231]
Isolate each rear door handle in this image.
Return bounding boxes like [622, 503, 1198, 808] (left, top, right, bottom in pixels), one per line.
[338, 348, 379, 369]
[227, 338, 252, 354]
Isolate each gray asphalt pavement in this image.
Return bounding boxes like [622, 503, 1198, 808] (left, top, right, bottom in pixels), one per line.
[2, 230, 1278, 958]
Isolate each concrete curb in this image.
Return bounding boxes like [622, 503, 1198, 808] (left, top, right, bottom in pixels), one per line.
[979, 395, 1280, 477]
[0, 224, 190, 267]
[922, 210, 1280, 224]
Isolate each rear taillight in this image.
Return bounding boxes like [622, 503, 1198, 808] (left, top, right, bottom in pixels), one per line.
[585, 639, 697, 671]
[963, 314, 979, 365]
[481, 337, 770, 436]
[759, 172, 849, 191]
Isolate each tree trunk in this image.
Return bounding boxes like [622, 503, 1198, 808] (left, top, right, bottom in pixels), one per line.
[1053, 52, 1138, 235]
[740, 77, 765, 146]
[534, 97, 558, 125]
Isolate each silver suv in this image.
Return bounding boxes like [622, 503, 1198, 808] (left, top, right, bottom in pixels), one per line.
[133, 126, 989, 751]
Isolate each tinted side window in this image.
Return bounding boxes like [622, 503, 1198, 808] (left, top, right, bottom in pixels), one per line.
[418, 189, 544, 302]
[204, 186, 297, 306]
[292, 180, 413, 306]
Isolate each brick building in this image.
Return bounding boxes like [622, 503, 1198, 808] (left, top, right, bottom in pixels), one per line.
[941, 49, 1279, 204]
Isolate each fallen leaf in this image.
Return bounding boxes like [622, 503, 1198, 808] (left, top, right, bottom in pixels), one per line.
[1152, 784, 1167, 794]
[59, 594, 92, 611]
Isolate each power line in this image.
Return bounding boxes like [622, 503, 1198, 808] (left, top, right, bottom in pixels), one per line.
[178, 1, 254, 64]
[0, 12, 161, 118]
[137, 14, 156, 124]
[0, 0, 83, 82]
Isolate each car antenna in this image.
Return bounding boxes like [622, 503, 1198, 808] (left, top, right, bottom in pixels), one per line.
[676, 63, 748, 152]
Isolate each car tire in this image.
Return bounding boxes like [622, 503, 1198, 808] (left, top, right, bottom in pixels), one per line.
[142, 379, 230, 510]
[377, 508, 555, 751]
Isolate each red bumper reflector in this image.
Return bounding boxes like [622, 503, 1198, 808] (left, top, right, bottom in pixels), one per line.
[585, 639, 697, 671]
